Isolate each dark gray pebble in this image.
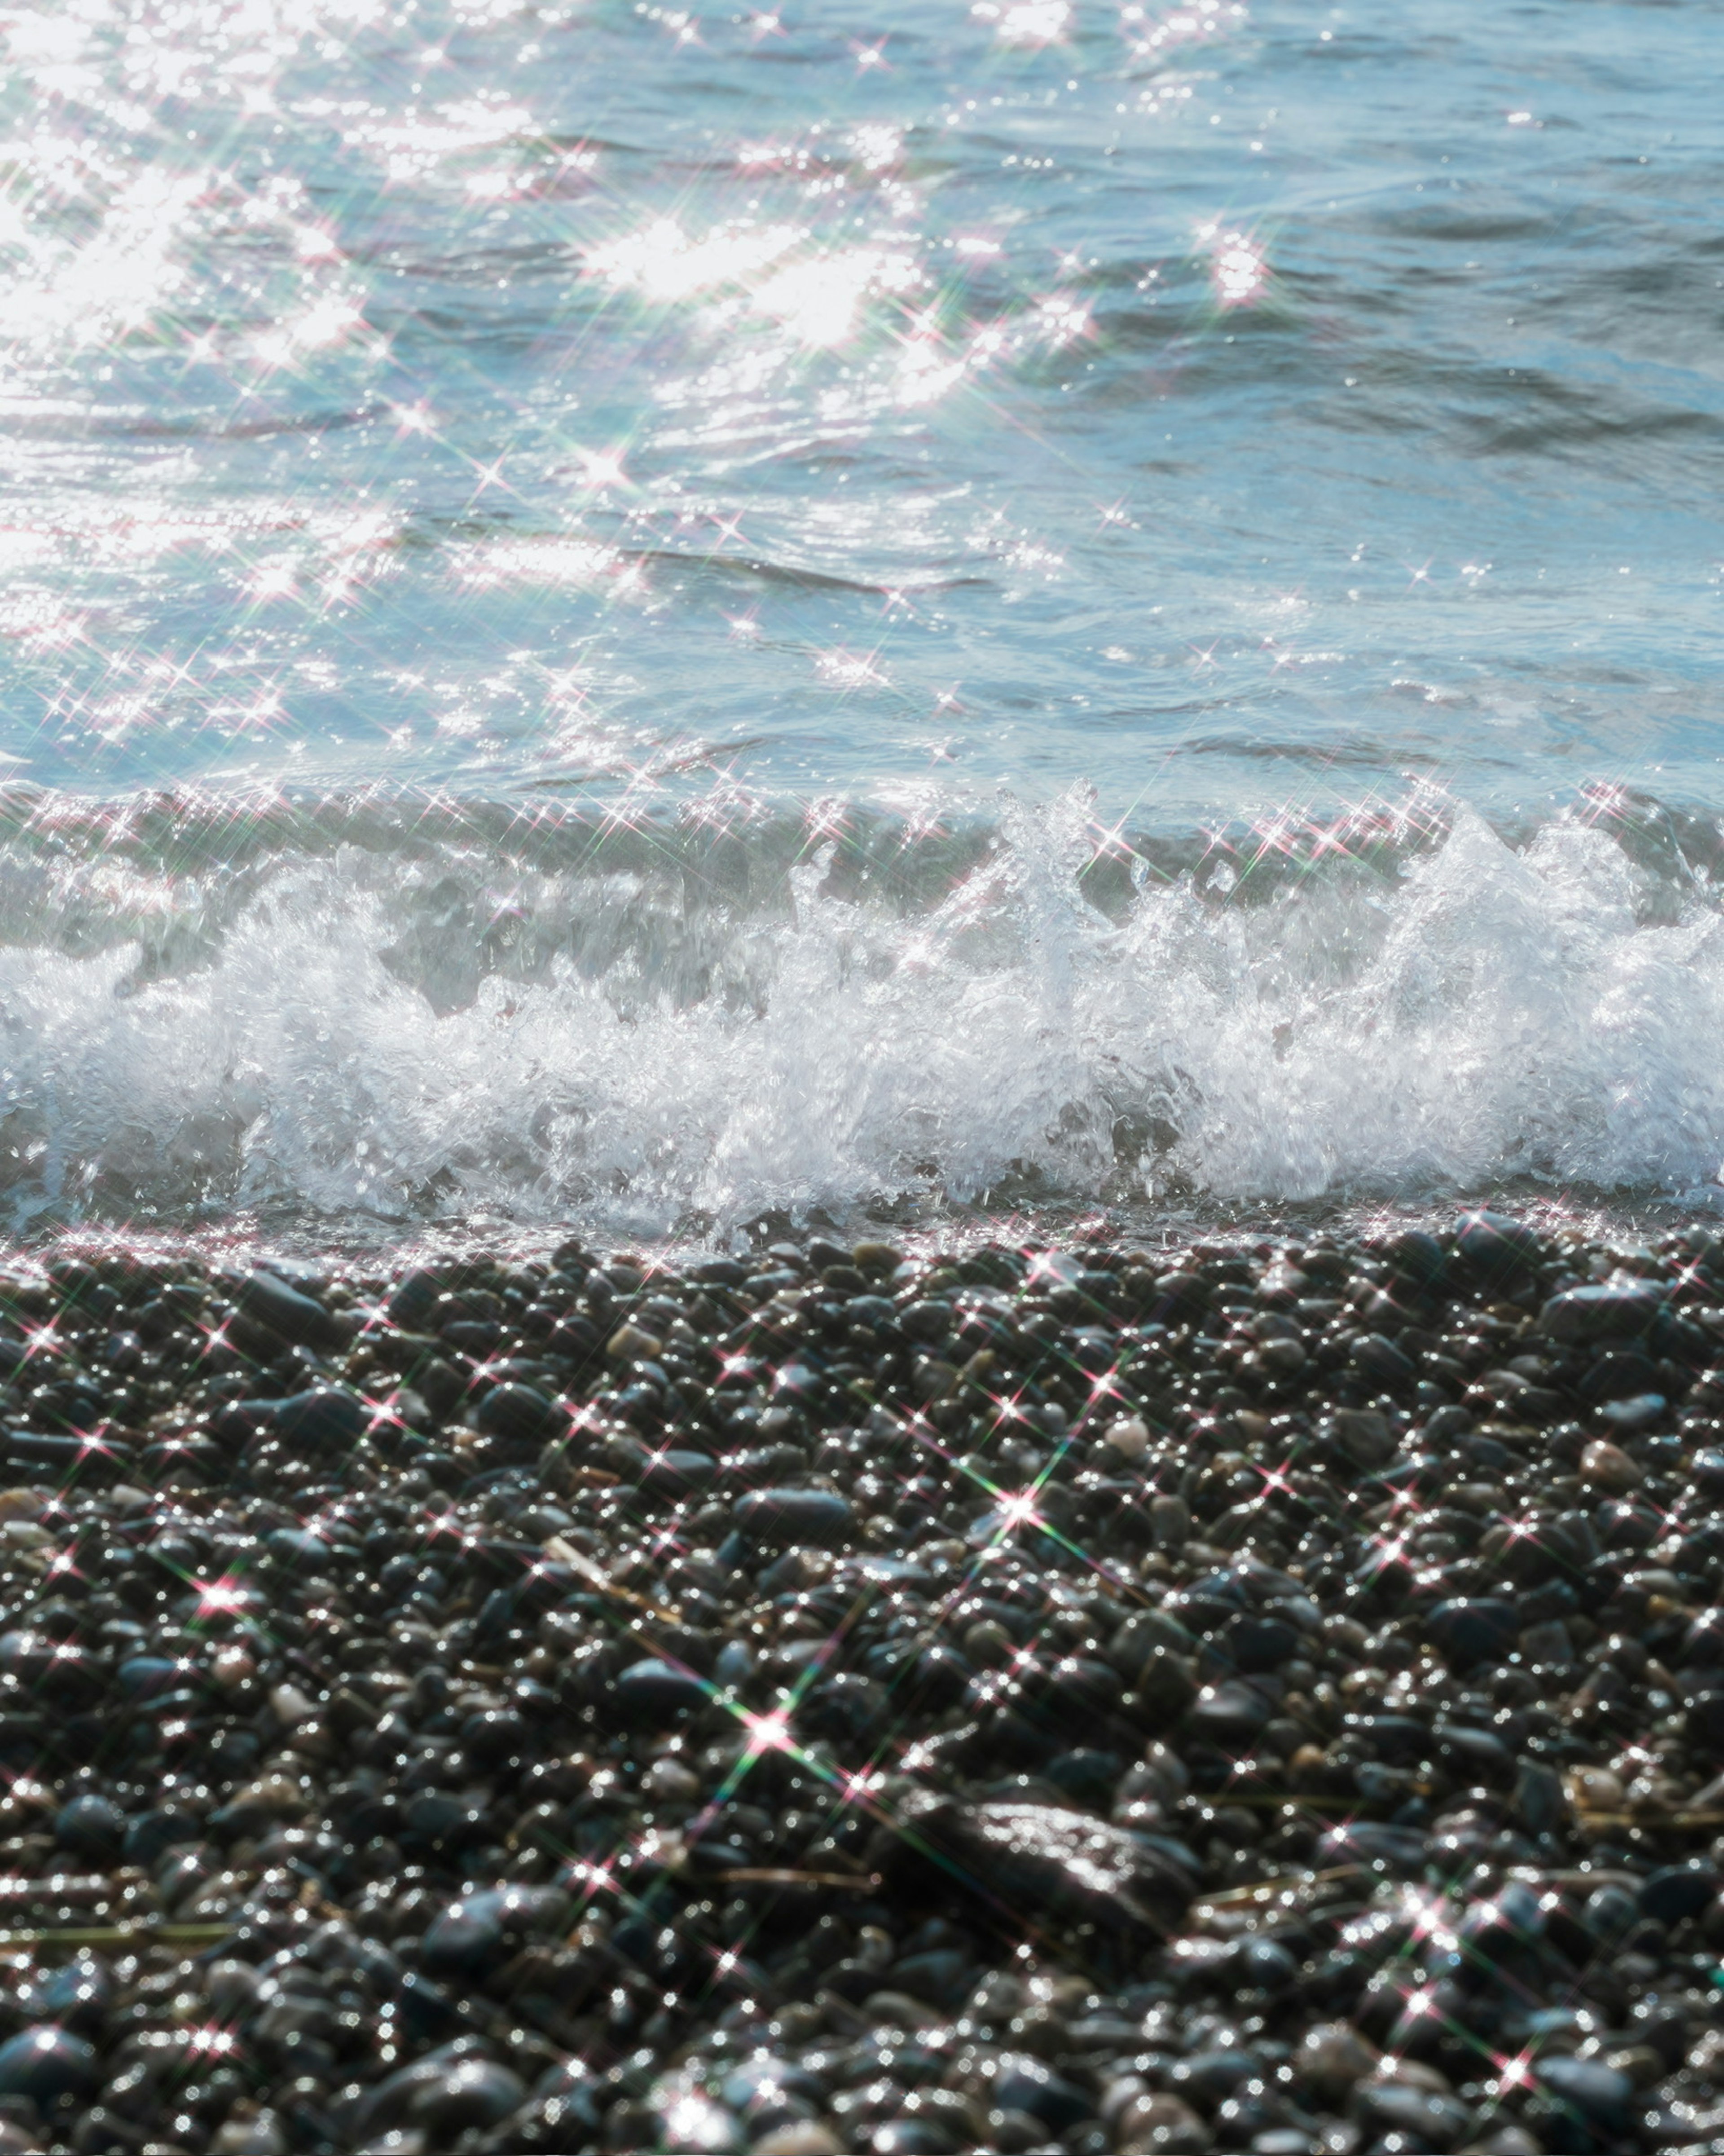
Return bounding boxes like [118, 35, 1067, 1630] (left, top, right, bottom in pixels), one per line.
[0, 2026, 98, 2105]
[733, 1486, 854, 1545]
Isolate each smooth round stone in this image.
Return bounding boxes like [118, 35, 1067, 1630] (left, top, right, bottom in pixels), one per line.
[732, 1487, 853, 1548]
[1689, 1689, 1724, 1759]
[1425, 1597, 1519, 1667]
[870, 2122, 956, 2156]
[0, 2025, 98, 2104]
[835, 1293, 893, 1333]
[1355, 2080, 1474, 2150]
[1596, 1391, 1667, 1433]
[1113, 2091, 1210, 2156]
[909, 1643, 972, 1710]
[986, 2057, 1094, 2131]
[1230, 1936, 1298, 1994]
[401, 1792, 487, 1851]
[1578, 1350, 1660, 1403]
[1315, 1823, 1429, 1874]
[1581, 1883, 1640, 1941]
[1188, 1679, 1271, 1742]
[1579, 1437, 1642, 1491]
[239, 1268, 344, 1349]
[1043, 1748, 1123, 1806]
[475, 1382, 559, 1446]
[1534, 2056, 1634, 2135]
[459, 1707, 527, 1767]
[1064, 1326, 1116, 1373]
[753, 2128, 843, 2156]
[1169, 2048, 1256, 2103]
[1683, 1607, 1724, 1664]
[721, 2061, 828, 2116]
[1221, 1612, 1298, 1671]
[53, 1794, 124, 1862]
[421, 1887, 560, 1975]
[406, 2057, 528, 2136]
[1294, 2023, 1379, 2100]
[654, 2092, 746, 2153]
[28, 1955, 111, 2034]
[1130, 1643, 1202, 1726]
[264, 1388, 369, 1450]
[1040, 1655, 1122, 1724]
[549, 1313, 601, 1360]
[1351, 1332, 1417, 1386]
[1539, 1283, 1664, 1343]
[387, 1268, 442, 1327]
[527, 2060, 603, 2140]
[265, 1527, 333, 1571]
[115, 1655, 179, 1699]
[614, 1657, 710, 1720]
[1638, 1863, 1719, 1926]
[801, 1671, 887, 1743]
[1385, 1229, 1447, 1283]
[1326, 1407, 1395, 1468]
[639, 1448, 717, 1493]
[1455, 1210, 1541, 1277]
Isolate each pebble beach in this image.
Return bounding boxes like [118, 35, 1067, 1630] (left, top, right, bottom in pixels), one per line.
[0, 1212, 1719, 2154]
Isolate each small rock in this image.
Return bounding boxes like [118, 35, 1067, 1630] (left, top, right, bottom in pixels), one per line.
[615, 1657, 710, 1721]
[1425, 1597, 1520, 1668]
[1103, 1415, 1150, 1459]
[1638, 1863, 1719, 1927]
[53, 1793, 124, 1863]
[877, 1795, 1192, 1940]
[0, 2025, 97, 2105]
[1579, 1437, 1643, 1490]
[1293, 2021, 1378, 2101]
[1539, 1282, 1664, 1343]
[753, 2129, 844, 2156]
[239, 1269, 346, 1351]
[1329, 1408, 1395, 1468]
[1113, 2090, 1212, 2154]
[733, 1488, 853, 1547]
[1533, 2055, 1634, 2138]
[407, 2057, 528, 2137]
[475, 1382, 560, 1445]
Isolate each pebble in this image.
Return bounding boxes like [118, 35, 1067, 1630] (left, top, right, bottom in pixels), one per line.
[0, 1215, 1717, 2153]
[0, 2026, 97, 2106]
[733, 1486, 854, 1545]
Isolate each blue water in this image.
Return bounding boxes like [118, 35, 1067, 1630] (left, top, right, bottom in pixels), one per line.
[1, 0, 1722, 1236]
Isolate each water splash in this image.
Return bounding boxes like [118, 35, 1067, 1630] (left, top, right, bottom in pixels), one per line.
[0, 785, 1721, 1237]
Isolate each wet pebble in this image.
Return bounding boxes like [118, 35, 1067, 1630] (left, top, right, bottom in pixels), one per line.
[2, 1215, 1723, 2156]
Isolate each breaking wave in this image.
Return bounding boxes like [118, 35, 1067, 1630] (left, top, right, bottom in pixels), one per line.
[0, 781, 1722, 1239]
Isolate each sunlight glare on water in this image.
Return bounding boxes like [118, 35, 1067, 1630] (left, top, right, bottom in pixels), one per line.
[0, 0, 1715, 815]
[0, 0, 1720, 1233]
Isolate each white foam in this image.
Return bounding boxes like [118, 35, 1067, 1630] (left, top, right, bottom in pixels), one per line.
[0, 797, 1721, 1232]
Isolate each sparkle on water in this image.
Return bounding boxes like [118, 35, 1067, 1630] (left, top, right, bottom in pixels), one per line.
[0, 0, 1715, 1238]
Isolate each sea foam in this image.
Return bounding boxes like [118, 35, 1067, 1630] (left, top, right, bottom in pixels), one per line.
[0, 791, 1719, 1234]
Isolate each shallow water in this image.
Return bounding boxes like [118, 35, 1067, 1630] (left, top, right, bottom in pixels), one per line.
[0, 0, 1720, 1236]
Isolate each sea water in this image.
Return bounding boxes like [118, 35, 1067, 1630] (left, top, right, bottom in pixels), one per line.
[0, 0, 1720, 1238]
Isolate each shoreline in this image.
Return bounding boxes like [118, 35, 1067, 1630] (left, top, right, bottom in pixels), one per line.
[0, 1212, 1715, 2152]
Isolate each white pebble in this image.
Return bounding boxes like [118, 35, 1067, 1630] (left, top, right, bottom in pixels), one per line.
[1103, 1414, 1150, 1459]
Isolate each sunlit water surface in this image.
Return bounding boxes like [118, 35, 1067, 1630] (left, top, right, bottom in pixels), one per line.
[0, 0, 1720, 1240]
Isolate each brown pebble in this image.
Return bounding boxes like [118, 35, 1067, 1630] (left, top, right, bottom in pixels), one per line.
[1580, 1437, 1643, 1491]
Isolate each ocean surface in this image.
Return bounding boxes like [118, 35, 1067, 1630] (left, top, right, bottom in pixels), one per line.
[0, 0, 1721, 1242]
